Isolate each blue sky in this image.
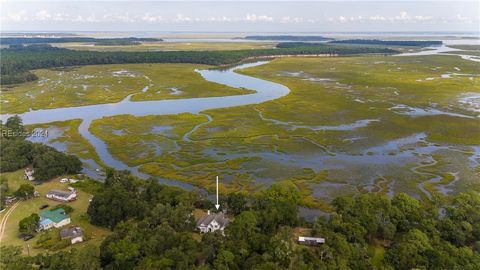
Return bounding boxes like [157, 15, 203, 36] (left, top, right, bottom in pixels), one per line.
[1, 1, 479, 32]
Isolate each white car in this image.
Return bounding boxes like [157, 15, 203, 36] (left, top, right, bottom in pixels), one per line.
[60, 178, 69, 183]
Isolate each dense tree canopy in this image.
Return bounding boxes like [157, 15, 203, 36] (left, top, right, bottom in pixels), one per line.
[14, 184, 35, 199]
[0, 116, 82, 180]
[18, 213, 40, 234]
[1, 44, 397, 85]
[2, 170, 479, 269]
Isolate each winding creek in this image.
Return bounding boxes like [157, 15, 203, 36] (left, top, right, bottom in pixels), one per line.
[2, 43, 479, 202]
[3, 61, 290, 191]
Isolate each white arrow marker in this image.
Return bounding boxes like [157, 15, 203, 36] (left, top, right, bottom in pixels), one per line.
[215, 175, 220, 210]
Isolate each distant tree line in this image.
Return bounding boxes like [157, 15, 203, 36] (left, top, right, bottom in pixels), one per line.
[243, 35, 334, 41]
[0, 44, 398, 85]
[0, 116, 82, 181]
[329, 39, 443, 47]
[1, 37, 163, 45]
[94, 40, 141, 46]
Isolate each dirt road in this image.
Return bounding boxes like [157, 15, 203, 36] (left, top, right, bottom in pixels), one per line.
[0, 201, 21, 242]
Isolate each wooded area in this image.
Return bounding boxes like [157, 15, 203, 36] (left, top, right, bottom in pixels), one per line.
[0, 44, 397, 85]
[0, 116, 82, 181]
[2, 168, 479, 269]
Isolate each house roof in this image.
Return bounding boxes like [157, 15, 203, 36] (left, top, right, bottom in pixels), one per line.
[47, 189, 75, 198]
[298, 236, 325, 243]
[196, 212, 229, 228]
[40, 208, 69, 223]
[40, 219, 53, 226]
[60, 227, 84, 239]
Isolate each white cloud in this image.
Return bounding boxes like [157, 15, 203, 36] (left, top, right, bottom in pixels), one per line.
[396, 11, 410, 21]
[244, 14, 273, 22]
[173, 14, 191, 22]
[35, 10, 52, 21]
[328, 12, 438, 24]
[455, 14, 473, 24]
[280, 16, 305, 23]
[2, 9, 474, 26]
[414, 15, 433, 21]
[142, 13, 162, 22]
[369, 15, 387, 21]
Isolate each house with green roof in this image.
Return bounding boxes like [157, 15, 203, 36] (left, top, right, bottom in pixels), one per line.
[39, 208, 71, 230]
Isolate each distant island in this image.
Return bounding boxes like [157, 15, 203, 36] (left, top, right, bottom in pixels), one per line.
[242, 35, 334, 41]
[329, 39, 442, 47]
[1, 37, 163, 45]
[94, 40, 142, 46]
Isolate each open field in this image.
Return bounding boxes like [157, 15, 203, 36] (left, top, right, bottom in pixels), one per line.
[0, 170, 110, 255]
[1, 63, 251, 114]
[81, 55, 479, 208]
[52, 41, 276, 51]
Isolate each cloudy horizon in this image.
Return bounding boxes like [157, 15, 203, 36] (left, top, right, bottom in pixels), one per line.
[1, 1, 479, 33]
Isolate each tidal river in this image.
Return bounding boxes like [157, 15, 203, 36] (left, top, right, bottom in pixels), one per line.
[1, 43, 477, 193]
[1, 61, 290, 190]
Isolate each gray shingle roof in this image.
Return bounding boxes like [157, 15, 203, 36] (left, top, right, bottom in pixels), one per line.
[60, 227, 84, 239]
[47, 189, 74, 198]
[196, 212, 229, 227]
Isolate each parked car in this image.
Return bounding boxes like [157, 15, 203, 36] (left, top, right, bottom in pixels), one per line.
[19, 233, 34, 241]
[60, 178, 69, 183]
[39, 204, 49, 210]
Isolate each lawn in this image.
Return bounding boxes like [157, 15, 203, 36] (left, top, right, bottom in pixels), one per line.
[0, 170, 110, 255]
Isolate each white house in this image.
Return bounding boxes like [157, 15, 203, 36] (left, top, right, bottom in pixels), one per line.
[46, 189, 77, 202]
[39, 208, 71, 230]
[60, 226, 84, 244]
[196, 211, 229, 233]
[24, 168, 35, 181]
[298, 236, 325, 246]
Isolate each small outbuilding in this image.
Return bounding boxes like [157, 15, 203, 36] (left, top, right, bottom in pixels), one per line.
[24, 168, 35, 181]
[298, 236, 325, 246]
[4, 196, 16, 205]
[60, 226, 84, 244]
